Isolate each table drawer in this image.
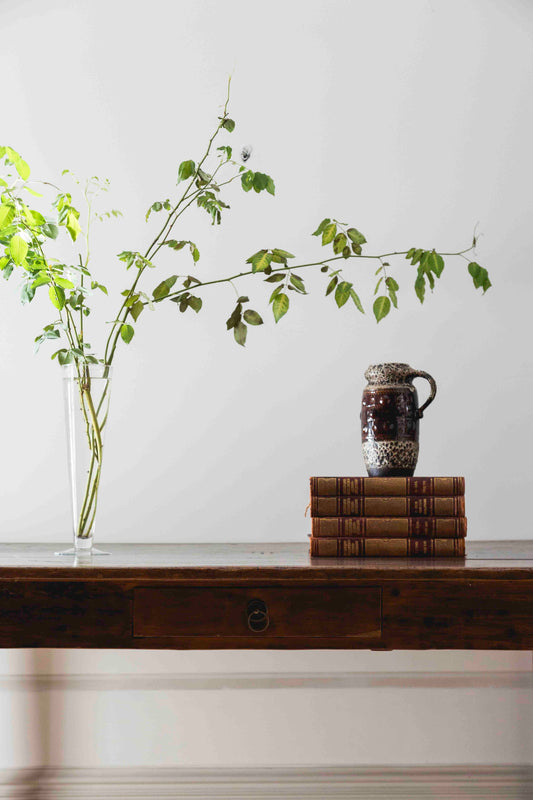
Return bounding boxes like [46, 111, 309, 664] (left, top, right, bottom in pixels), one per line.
[133, 586, 381, 639]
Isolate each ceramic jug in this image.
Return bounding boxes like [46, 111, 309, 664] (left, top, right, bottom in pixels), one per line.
[361, 363, 437, 477]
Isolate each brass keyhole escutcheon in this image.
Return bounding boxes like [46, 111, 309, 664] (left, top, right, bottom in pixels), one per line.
[246, 598, 269, 632]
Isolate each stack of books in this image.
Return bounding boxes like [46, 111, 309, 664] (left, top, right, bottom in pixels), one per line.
[309, 476, 466, 557]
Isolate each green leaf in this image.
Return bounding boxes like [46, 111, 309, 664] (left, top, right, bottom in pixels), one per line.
[350, 288, 364, 313]
[49, 285, 65, 310]
[468, 262, 492, 293]
[246, 249, 272, 273]
[312, 218, 331, 237]
[243, 309, 263, 325]
[145, 201, 163, 222]
[118, 251, 136, 269]
[196, 168, 211, 185]
[342, 246, 351, 259]
[414, 273, 425, 303]
[253, 172, 268, 193]
[290, 274, 306, 293]
[57, 350, 73, 366]
[347, 228, 366, 245]
[165, 239, 187, 251]
[264, 273, 285, 283]
[272, 292, 289, 323]
[335, 281, 352, 308]
[54, 277, 75, 289]
[20, 283, 35, 304]
[31, 273, 50, 289]
[373, 295, 391, 322]
[188, 295, 202, 313]
[130, 300, 144, 322]
[226, 304, 242, 330]
[272, 248, 294, 260]
[386, 277, 399, 308]
[2, 262, 14, 279]
[426, 250, 444, 277]
[23, 185, 42, 197]
[221, 118, 235, 132]
[15, 158, 30, 181]
[266, 176, 275, 195]
[0, 204, 15, 229]
[190, 243, 200, 263]
[407, 248, 424, 266]
[269, 285, 283, 303]
[27, 209, 45, 226]
[177, 160, 195, 183]
[9, 235, 28, 265]
[120, 324, 134, 344]
[233, 320, 247, 346]
[322, 222, 337, 246]
[325, 276, 338, 296]
[241, 170, 254, 192]
[333, 233, 347, 255]
[153, 275, 178, 300]
[66, 209, 81, 241]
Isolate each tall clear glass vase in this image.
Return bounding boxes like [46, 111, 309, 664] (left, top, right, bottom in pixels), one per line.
[57, 364, 112, 556]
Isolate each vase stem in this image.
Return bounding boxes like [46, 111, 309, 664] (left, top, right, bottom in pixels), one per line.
[57, 364, 112, 556]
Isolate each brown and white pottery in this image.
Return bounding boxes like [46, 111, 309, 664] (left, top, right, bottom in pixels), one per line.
[361, 363, 437, 477]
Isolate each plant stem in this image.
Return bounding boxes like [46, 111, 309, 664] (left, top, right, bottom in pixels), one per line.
[157, 246, 476, 306]
[103, 92, 233, 367]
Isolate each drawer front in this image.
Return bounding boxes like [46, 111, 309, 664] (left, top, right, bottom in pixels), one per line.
[133, 586, 381, 639]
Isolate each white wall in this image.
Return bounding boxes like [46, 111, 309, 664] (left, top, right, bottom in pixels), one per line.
[0, 0, 532, 778]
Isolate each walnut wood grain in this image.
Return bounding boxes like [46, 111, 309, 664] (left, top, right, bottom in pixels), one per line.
[0, 542, 530, 649]
[133, 586, 382, 640]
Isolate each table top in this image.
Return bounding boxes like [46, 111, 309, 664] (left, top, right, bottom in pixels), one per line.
[0, 540, 531, 581]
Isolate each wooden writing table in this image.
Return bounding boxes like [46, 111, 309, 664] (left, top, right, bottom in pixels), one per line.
[0, 541, 532, 650]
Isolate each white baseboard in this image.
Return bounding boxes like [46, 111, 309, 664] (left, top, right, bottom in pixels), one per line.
[0, 765, 532, 800]
[0, 671, 531, 692]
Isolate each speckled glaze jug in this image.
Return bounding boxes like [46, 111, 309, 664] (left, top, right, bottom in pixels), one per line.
[361, 363, 437, 477]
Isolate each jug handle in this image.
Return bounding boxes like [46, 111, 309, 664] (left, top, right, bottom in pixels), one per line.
[410, 370, 437, 418]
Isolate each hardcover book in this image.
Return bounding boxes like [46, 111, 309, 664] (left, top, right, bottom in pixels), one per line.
[310, 495, 465, 518]
[310, 537, 466, 557]
[311, 516, 467, 538]
[310, 476, 465, 498]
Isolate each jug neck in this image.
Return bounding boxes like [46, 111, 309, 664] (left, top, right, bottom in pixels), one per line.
[364, 363, 415, 386]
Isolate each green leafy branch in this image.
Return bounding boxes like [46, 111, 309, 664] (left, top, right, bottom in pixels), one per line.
[0, 82, 492, 365]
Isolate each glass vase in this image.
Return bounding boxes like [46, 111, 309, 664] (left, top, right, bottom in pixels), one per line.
[57, 363, 112, 556]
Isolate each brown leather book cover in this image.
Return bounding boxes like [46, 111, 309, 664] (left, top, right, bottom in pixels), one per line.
[310, 495, 465, 518]
[311, 516, 467, 538]
[310, 537, 466, 557]
[310, 477, 465, 497]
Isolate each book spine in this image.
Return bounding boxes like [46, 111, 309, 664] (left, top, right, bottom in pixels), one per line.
[310, 477, 465, 497]
[311, 517, 467, 538]
[310, 537, 466, 557]
[310, 496, 465, 517]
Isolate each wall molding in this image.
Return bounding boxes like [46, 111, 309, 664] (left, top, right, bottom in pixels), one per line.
[0, 765, 532, 799]
[0, 670, 530, 692]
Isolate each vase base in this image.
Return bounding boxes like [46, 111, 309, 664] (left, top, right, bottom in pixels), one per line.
[55, 547, 110, 556]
